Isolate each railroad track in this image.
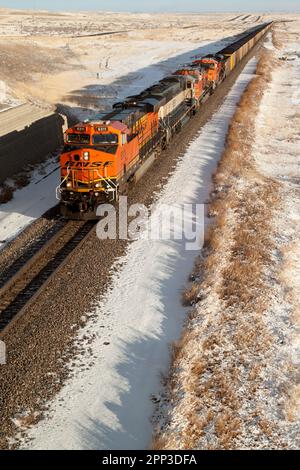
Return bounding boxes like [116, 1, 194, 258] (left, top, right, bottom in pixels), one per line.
[0, 220, 95, 334]
[0, 218, 67, 290]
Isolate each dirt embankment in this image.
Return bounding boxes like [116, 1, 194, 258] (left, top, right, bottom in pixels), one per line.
[0, 107, 65, 185]
[152, 28, 299, 450]
[0, 42, 78, 84]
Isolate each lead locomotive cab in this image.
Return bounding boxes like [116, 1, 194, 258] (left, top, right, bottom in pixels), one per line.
[58, 120, 129, 220]
[58, 107, 159, 220]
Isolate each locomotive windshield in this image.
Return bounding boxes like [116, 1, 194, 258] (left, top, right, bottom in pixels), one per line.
[67, 133, 90, 144]
[201, 63, 215, 70]
[93, 145, 118, 155]
[93, 134, 119, 145]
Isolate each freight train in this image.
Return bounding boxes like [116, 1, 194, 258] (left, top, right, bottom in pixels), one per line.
[58, 22, 272, 219]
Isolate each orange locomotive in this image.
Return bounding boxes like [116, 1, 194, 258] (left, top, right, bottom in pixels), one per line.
[192, 55, 226, 90]
[58, 74, 204, 218]
[60, 112, 158, 217]
[174, 68, 208, 102]
[58, 22, 272, 219]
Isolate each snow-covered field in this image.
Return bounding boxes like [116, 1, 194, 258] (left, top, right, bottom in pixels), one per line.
[253, 28, 300, 430]
[0, 155, 59, 248]
[20, 59, 258, 450]
[0, 10, 290, 112]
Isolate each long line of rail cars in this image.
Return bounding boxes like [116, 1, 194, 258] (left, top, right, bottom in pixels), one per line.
[58, 22, 272, 219]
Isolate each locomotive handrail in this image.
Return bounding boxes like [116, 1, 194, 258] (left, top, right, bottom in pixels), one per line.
[96, 170, 118, 201]
[56, 166, 71, 200]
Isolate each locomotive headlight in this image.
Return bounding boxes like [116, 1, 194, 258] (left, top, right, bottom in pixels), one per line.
[83, 151, 90, 161]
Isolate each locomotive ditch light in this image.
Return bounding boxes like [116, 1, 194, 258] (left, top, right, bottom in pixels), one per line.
[95, 192, 100, 197]
[66, 182, 72, 188]
[95, 183, 101, 188]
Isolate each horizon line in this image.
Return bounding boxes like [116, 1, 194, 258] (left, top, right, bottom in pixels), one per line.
[0, 7, 299, 13]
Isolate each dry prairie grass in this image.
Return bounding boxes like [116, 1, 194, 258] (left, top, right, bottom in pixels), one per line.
[286, 385, 300, 422]
[188, 255, 203, 281]
[16, 412, 41, 428]
[13, 173, 30, 189]
[0, 171, 31, 204]
[170, 329, 197, 365]
[272, 29, 285, 49]
[215, 412, 241, 448]
[0, 184, 14, 204]
[181, 284, 200, 306]
[182, 256, 205, 306]
[151, 435, 169, 450]
[152, 42, 285, 450]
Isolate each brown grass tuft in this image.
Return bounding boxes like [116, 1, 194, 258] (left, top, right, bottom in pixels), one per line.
[181, 284, 200, 306]
[13, 173, 30, 189]
[17, 412, 41, 428]
[0, 185, 14, 204]
[151, 435, 169, 450]
[272, 29, 285, 50]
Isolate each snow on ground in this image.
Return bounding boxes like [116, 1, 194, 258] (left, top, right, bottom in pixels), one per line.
[0, 80, 23, 111]
[21, 59, 258, 450]
[0, 156, 59, 248]
[60, 37, 232, 121]
[0, 36, 233, 250]
[0, 10, 284, 112]
[253, 32, 300, 428]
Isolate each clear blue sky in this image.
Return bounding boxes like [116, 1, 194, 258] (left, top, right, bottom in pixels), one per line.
[0, 0, 298, 12]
